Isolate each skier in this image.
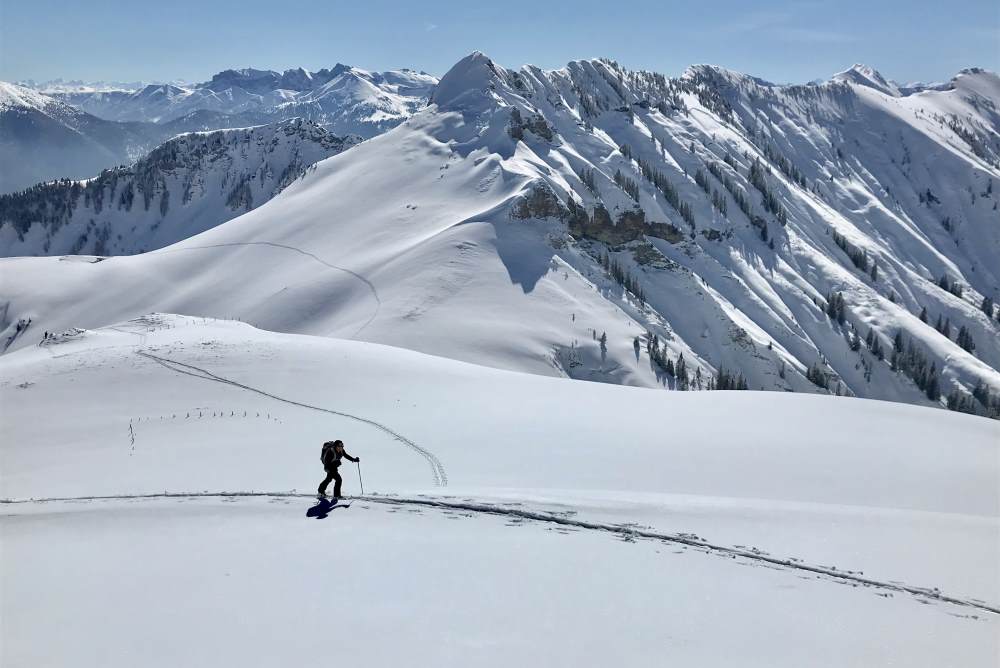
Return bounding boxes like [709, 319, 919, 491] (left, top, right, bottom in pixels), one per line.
[318, 440, 360, 498]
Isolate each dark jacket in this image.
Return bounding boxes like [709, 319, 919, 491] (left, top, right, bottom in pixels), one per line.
[322, 443, 358, 470]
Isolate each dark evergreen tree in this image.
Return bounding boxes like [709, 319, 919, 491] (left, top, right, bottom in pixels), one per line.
[982, 296, 995, 319]
[925, 364, 940, 401]
[956, 326, 976, 353]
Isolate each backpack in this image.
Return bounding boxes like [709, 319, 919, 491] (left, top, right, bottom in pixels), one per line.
[321, 442, 337, 468]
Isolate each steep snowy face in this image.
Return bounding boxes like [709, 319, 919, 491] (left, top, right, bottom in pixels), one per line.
[418, 54, 1000, 416]
[1, 54, 999, 419]
[52, 65, 439, 137]
[0, 118, 358, 256]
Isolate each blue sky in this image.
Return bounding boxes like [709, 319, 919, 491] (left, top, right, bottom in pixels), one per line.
[2, 0, 998, 84]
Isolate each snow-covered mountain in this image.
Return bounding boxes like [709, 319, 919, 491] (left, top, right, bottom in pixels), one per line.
[1, 53, 998, 419]
[0, 82, 160, 194]
[0, 118, 357, 256]
[1, 67, 435, 194]
[51, 65, 438, 138]
[0, 81, 308, 195]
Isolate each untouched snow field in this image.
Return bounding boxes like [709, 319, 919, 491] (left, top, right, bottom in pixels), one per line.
[2, 315, 998, 666]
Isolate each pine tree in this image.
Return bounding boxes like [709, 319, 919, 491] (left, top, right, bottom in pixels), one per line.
[956, 326, 976, 353]
[925, 365, 940, 401]
[982, 296, 995, 319]
[919, 306, 927, 323]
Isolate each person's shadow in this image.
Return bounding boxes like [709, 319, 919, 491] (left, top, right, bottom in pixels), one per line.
[306, 497, 349, 520]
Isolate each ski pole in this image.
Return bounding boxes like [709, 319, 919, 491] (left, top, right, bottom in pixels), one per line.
[357, 461, 364, 496]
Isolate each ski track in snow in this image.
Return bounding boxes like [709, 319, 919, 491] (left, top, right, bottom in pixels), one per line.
[2, 490, 996, 617]
[149, 241, 381, 338]
[135, 350, 448, 487]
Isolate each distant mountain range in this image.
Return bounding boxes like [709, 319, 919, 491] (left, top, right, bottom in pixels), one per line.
[36, 65, 437, 134]
[1, 66, 438, 194]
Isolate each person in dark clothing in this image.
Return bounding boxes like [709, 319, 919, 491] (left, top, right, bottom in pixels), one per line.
[318, 440, 360, 498]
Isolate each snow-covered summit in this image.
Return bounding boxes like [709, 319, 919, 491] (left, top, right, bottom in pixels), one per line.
[430, 51, 510, 109]
[832, 63, 901, 96]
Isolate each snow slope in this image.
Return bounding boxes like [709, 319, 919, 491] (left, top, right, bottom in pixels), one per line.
[1, 315, 997, 666]
[0, 118, 358, 256]
[2, 53, 999, 417]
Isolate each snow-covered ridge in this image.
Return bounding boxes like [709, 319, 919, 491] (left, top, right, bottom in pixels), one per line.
[0, 81, 63, 113]
[0, 118, 357, 256]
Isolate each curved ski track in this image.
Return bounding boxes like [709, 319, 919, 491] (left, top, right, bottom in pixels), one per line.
[2, 491, 996, 616]
[136, 351, 448, 487]
[149, 241, 380, 338]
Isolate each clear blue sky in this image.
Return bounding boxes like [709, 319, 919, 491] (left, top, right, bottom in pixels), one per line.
[2, 0, 998, 85]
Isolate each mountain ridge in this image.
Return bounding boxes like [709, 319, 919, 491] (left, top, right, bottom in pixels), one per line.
[0, 118, 357, 256]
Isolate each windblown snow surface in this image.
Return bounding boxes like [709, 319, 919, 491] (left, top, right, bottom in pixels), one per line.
[1, 315, 998, 666]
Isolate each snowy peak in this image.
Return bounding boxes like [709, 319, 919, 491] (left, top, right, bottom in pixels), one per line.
[832, 64, 900, 96]
[202, 67, 282, 93]
[430, 51, 510, 109]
